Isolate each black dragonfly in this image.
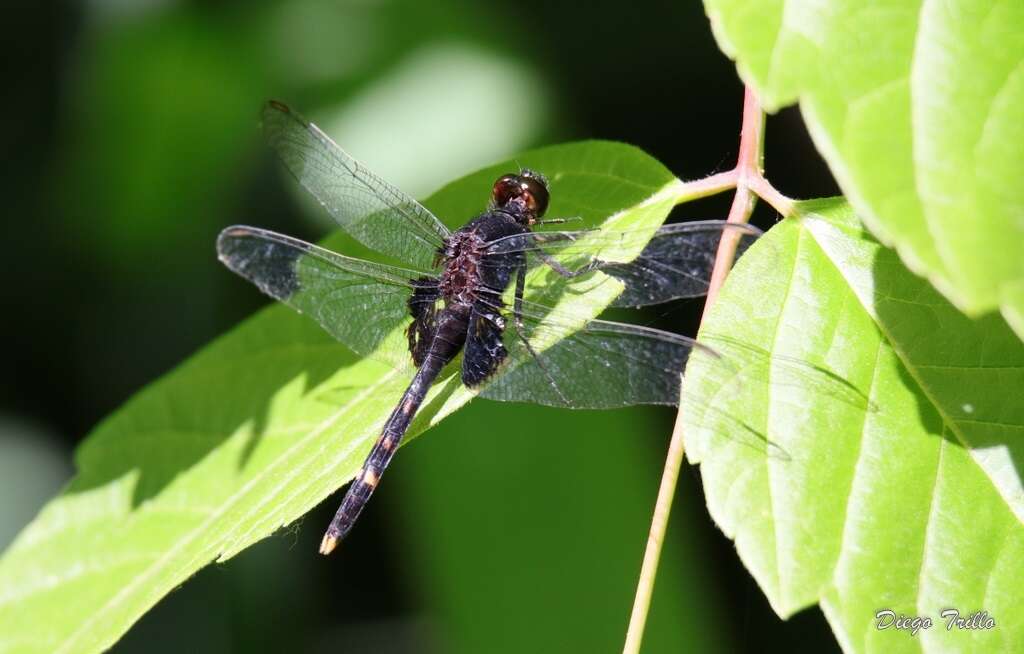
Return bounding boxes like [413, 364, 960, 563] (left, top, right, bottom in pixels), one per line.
[217, 101, 762, 555]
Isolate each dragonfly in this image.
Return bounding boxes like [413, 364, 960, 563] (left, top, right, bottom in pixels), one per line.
[217, 100, 763, 555]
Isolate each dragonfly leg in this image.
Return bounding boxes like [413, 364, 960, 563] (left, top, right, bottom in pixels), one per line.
[533, 215, 583, 226]
[535, 247, 604, 279]
[513, 265, 570, 406]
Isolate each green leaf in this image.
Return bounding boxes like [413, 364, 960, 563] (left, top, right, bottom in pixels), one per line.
[0, 141, 680, 654]
[704, 0, 1024, 337]
[682, 199, 1024, 652]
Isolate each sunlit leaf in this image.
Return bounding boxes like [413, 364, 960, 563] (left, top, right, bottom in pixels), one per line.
[0, 141, 682, 654]
[683, 199, 1024, 652]
[704, 0, 1024, 337]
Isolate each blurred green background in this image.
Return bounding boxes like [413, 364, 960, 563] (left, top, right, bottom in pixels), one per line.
[3, 1, 843, 652]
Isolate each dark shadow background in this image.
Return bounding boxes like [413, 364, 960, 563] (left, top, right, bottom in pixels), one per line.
[2, 1, 841, 652]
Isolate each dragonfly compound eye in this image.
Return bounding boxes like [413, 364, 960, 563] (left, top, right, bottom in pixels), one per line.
[521, 176, 549, 218]
[492, 172, 549, 220]
[492, 174, 522, 208]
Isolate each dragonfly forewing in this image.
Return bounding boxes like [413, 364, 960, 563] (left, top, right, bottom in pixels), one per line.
[262, 101, 451, 271]
[482, 221, 762, 307]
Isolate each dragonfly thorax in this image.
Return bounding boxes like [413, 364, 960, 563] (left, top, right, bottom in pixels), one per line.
[440, 230, 487, 305]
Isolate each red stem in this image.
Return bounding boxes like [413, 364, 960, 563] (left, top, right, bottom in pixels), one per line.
[623, 86, 793, 654]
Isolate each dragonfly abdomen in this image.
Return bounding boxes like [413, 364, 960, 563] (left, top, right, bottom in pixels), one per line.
[319, 309, 469, 554]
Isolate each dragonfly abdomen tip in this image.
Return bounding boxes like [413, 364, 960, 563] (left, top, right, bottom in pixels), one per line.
[319, 533, 339, 556]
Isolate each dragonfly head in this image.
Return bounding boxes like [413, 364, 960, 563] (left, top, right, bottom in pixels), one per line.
[492, 169, 549, 224]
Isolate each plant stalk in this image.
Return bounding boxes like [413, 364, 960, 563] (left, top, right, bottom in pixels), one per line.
[622, 86, 791, 654]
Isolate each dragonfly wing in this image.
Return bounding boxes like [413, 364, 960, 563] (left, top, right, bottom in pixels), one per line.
[477, 310, 787, 459]
[481, 307, 785, 457]
[217, 225, 430, 369]
[472, 292, 872, 458]
[474, 293, 703, 409]
[262, 101, 451, 271]
[482, 221, 761, 307]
